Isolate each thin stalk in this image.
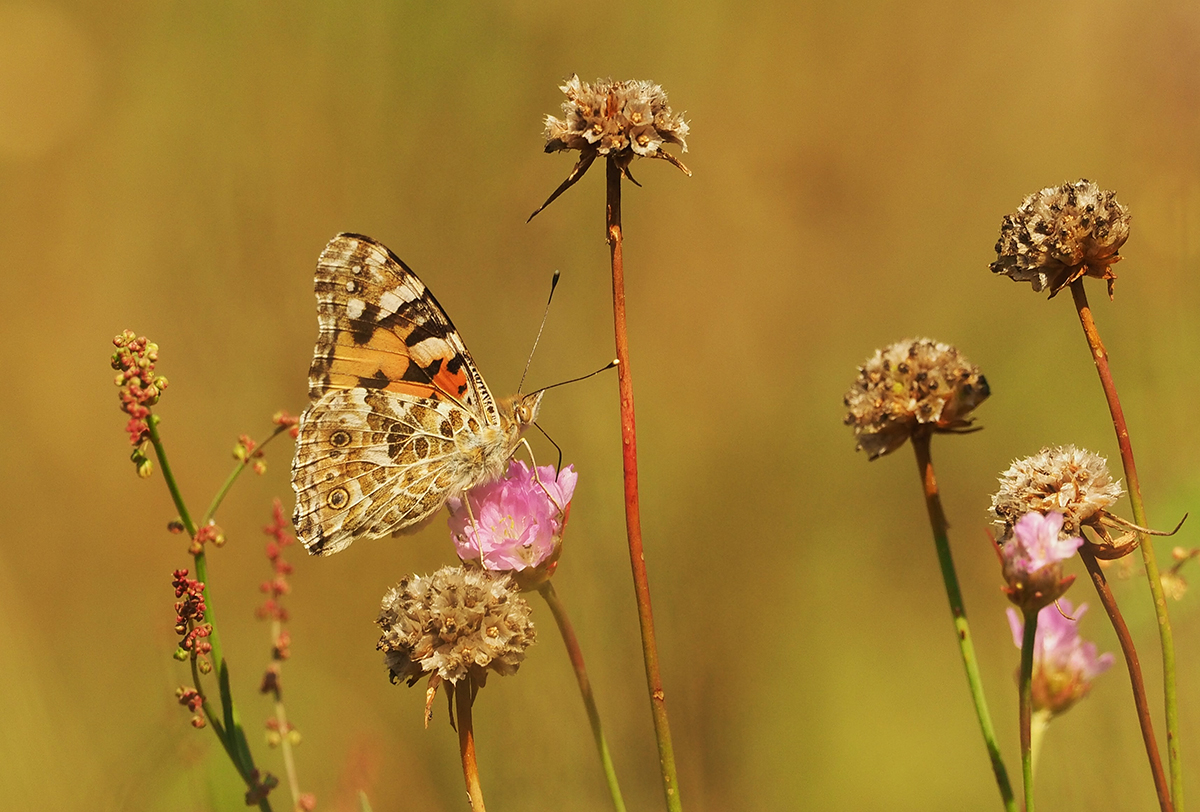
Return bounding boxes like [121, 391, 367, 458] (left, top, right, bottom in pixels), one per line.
[606, 155, 683, 812]
[201, 425, 291, 525]
[1019, 610, 1038, 812]
[456, 683, 487, 812]
[1079, 549, 1172, 812]
[1029, 709, 1050, 777]
[1070, 279, 1182, 811]
[146, 414, 226, 670]
[910, 431, 1016, 812]
[538, 581, 628, 812]
[146, 413, 272, 811]
[271, 619, 303, 810]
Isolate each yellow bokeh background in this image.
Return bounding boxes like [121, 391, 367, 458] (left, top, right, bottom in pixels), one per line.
[3, 1, 1200, 810]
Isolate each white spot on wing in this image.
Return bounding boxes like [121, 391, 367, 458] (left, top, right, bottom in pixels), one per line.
[378, 285, 420, 314]
[346, 298, 366, 319]
[409, 336, 452, 367]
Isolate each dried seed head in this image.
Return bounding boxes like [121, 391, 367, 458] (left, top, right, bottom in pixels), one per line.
[991, 179, 1131, 298]
[544, 75, 689, 160]
[376, 566, 535, 688]
[991, 446, 1124, 535]
[843, 338, 990, 460]
[530, 75, 690, 220]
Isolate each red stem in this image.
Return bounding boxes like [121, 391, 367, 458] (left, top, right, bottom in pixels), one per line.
[606, 156, 682, 811]
[1079, 550, 1172, 812]
[1070, 279, 1181, 811]
[456, 682, 487, 812]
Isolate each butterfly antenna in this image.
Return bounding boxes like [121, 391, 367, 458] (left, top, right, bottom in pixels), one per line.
[532, 359, 619, 395]
[533, 421, 564, 472]
[518, 270, 561, 394]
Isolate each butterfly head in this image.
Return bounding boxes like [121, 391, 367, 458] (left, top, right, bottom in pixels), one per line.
[509, 390, 545, 429]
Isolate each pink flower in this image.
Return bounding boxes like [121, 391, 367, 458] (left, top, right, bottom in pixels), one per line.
[1001, 511, 1082, 612]
[448, 461, 577, 577]
[1006, 599, 1115, 716]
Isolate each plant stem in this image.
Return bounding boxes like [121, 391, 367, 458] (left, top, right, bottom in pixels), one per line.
[201, 424, 290, 525]
[147, 413, 198, 537]
[910, 431, 1016, 811]
[1079, 549, 1173, 812]
[1070, 279, 1182, 811]
[456, 683, 487, 812]
[271, 619, 303, 810]
[1019, 609, 1038, 812]
[146, 414, 227, 671]
[538, 581, 628, 812]
[605, 155, 683, 812]
[146, 413, 271, 811]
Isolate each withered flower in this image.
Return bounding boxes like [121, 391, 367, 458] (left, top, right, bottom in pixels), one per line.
[530, 75, 690, 220]
[990, 179, 1130, 298]
[991, 446, 1123, 536]
[377, 566, 535, 722]
[843, 338, 990, 460]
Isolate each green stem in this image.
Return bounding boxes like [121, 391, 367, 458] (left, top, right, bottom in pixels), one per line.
[270, 617, 303, 810]
[1070, 280, 1182, 811]
[147, 414, 197, 537]
[201, 425, 290, 525]
[910, 431, 1016, 811]
[538, 581, 628, 812]
[605, 156, 682, 811]
[1029, 709, 1051, 779]
[1019, 610, 1038, 812]
[146, 413, 272, 812]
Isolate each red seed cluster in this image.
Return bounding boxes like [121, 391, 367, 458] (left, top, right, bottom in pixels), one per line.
[244, 770, 280, 806]
[258, 499, 298, 704]
[175, 686, 206, 728]
[272, 410, 300, 439]
[172, 569, 212, 666]
[111, 330, 168, 476]
[258, 499, 295, 624]
[189, 522, 226, 555]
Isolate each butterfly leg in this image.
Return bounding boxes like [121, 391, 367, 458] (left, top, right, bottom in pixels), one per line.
[517, 438, 568, 515]
[461, 496, 488, 570]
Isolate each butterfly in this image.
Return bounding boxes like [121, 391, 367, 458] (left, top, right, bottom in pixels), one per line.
[291, 233, 544, 556]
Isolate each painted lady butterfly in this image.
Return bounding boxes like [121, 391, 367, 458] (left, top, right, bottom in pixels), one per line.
[291, 233, 544, 556]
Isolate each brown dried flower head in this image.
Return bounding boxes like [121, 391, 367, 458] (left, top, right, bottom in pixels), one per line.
[991, 446, 1124, 536]
[990, 179, 1131, 298]
[530, 75, 690, 220]
[376, 566, 535, 689]
[544, 75, 689, 162]
[843, 338, 990, 460]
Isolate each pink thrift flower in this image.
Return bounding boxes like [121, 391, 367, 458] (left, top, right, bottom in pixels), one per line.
[448, 461, 577, 575]
[1001, 511, 1082, 612]
[1006, 599, 1115, 716]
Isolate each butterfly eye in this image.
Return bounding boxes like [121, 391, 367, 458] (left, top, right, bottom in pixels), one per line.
[328, 487, 350, 509]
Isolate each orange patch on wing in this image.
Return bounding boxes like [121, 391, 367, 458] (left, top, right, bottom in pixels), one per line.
[429, 364, 470, 402]
[325, 333, 437, 398]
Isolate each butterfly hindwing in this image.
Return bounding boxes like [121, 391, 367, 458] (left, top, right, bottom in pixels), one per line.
[292, 388, 483, 555]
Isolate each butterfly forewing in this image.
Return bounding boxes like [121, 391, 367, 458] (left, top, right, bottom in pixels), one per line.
[309, 233, 497, 422]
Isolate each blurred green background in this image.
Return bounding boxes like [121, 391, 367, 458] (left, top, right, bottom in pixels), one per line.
[3, 1, 1200, 809]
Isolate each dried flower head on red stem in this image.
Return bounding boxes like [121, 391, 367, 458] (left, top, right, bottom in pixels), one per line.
[530, 75, 690, 220]
[843, 338, 990, 460]
[990, 179, 1130, 299]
